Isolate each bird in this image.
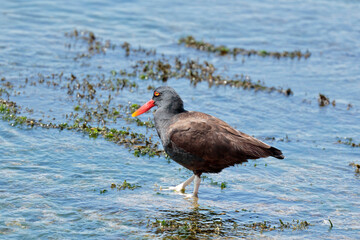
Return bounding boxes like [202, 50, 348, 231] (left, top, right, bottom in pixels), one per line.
[132, 86, 284, 198]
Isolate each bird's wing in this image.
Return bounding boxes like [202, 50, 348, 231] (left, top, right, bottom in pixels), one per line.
[167, 112, 273, 169]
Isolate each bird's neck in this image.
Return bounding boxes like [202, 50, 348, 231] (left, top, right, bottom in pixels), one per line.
[154, 103, 185, 121]
[154, 105, 186, 144]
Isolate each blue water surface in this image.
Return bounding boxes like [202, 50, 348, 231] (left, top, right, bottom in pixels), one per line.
[1, 0, 360, 239]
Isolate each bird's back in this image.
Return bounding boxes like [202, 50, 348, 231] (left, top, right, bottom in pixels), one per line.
[165, 111, 284, 174]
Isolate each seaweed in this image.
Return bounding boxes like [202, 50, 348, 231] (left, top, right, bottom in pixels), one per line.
[134, 58, 293, 96]
[147, 208, 312, 238]
[0, 98, 164, 158]
[65, 29, 115, 60]
[349, 162, 360, 173]
[318, 94, 330, 107]
[111, 180, 141, 190]
[337, 137, 360, 148]
[179, 36, 311, 59]
[65, 29, 155, 59]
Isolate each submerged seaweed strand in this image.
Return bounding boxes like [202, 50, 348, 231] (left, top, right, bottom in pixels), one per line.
[69, 101, 155, 130]
[337, 137, 360, 148]
[65, 29, 115, 60]
[349, 162, 360, 173]
[4, 72, 154, 129]
[64, 29, 294, 95]
[0, 98, 163, 157]
[134, 58, 293, 96]
[179, 36, 311, 59]
[65, 29, 156, 59]
[0, 87, 10, 99]
[64, 30, 294, 95]
[318, 93, 353, 110]
[148, 207, 311, 238]
[318, 93, 334, 107]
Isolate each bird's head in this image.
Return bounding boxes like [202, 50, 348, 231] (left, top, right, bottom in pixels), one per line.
[132, 86, 184, 117]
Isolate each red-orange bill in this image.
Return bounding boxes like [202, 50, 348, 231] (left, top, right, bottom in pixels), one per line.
[131, 99, 155, 117]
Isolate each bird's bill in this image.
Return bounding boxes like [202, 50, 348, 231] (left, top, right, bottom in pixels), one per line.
[131, 99, 155, 117]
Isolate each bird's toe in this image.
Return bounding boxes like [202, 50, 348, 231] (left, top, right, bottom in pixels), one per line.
[163, 185, 185, 193]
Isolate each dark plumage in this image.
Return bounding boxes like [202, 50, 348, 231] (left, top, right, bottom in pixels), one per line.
[132, 86, 284, 198]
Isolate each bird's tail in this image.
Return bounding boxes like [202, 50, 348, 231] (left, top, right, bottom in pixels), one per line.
[269, 146, 284, 159]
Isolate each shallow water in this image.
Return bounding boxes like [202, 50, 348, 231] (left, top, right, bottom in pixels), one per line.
[1, 0, 360, 239]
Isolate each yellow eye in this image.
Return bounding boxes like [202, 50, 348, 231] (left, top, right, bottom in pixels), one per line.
[154, 91, 160, 97]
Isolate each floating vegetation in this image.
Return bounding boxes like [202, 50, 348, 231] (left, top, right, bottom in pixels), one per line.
[0, 88, 10, 99]
[244, 221, 276, 232]
[263, 135, 291, 143]
[148, 208, 239, 238]
[337, 137, 360, 148]
[1, 80, 14, 90]
[200, 176, 227, 189]
[317, 94, 353, 109]
[318, 94, 332, 107]
[65, 29, 155, 60]
[279, 135, 291, 142]
[317, 93, 353, 109]
[64, 29, 294, 96]
[111, 180, 141, 190]
[1, 71, 160, 159]
[179, 35, 311, 59]
[100, 189, 108, 194]
[278, 219, 311, 231]
[210, 179, 227, 190]
[147, 208, 312, 238]
[0, 98, 164, 157]
[328, 219, 333, 230]
[121, 41, 156, 57]
[65, 29, 115, 60]
[0, 99, 26, 125]
[133, 58, 293, 96]
[37, 71, 138, 100]
[349, 162, 360, 173]
[62, 30, 359, 109]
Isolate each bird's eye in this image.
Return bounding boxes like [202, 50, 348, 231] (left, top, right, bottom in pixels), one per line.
[154, 91, 160, 97]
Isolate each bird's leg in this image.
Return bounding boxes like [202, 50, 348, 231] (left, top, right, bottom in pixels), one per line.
[165, 174, 195, 192]
[193, 175, 201, 197]
[184, 175, 201, 199]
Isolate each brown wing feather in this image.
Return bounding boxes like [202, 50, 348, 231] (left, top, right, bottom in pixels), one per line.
[167, 111, 275, 172]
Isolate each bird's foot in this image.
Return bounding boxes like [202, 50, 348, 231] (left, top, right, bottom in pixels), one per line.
[163, 184, 185, 193]
[183, 193, 198, 199]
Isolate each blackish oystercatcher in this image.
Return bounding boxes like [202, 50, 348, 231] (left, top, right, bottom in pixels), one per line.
[132, 86, 284, 198]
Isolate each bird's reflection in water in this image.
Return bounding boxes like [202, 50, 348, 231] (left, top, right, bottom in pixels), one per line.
[146, 203, 293, 238]
[148, 206, 249, 238]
